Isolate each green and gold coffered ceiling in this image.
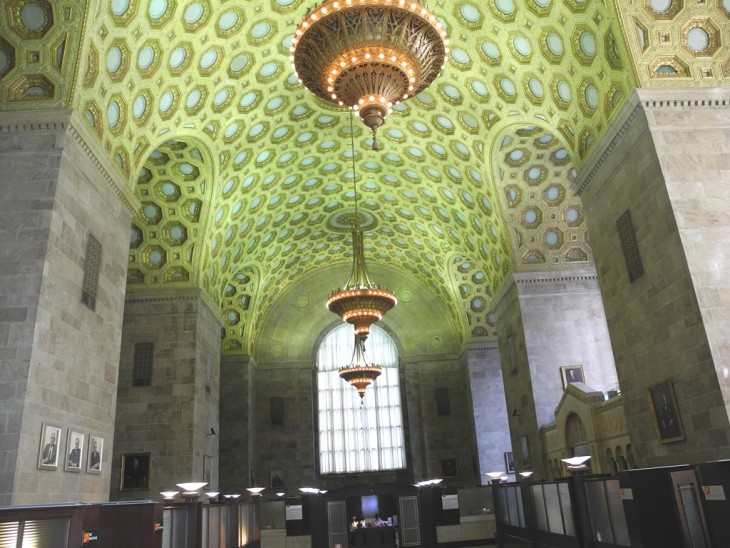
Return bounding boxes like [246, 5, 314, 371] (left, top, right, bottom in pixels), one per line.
[2, 0, 724, 354]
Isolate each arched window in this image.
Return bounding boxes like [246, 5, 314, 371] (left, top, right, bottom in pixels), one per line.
[316, 323, 406, 474]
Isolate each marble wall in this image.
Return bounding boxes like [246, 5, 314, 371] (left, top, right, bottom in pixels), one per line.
[491, 268, 618, 478]
[0, 110, 135, 504]
[463, 339, 512, 481]
[575, 89, 730, 466]
[113, 289, 222, 499]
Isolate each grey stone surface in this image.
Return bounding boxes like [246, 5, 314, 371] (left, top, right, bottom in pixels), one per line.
[576, 89, 730, 467]
[113, 289, 222, 499]
[0, 111, 133, 504]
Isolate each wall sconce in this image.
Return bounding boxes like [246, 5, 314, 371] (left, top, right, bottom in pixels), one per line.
[224, 494, 241, 500]
[414, 479, 443, 488]
[247, 487, 265, 498]
[275, 492, 286, 498]
[160, 491, 179, 504]
[518, 471, 534, 480]
[205, 491, 220, 503]
[299, 487, 320, 494]
[484, 472, 503, 484]
[561, 456, 591, 474]
[176, 482, 208, 501]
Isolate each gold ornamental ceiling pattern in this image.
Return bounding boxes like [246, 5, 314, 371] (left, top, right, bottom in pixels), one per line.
[4, 0, 719, 354]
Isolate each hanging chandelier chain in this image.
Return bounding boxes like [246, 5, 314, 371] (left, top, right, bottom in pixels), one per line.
[349, 109, 359, 227]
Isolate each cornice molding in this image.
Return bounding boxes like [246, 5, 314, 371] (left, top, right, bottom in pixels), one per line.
[0, 109, 140, 215]
[124, 287, 222, 327]
[459, 338, 500, 357]
[575, 87, 730, 197]
[573, 92, 643, 197]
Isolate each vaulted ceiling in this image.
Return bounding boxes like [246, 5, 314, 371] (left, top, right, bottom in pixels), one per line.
[1, 0, 727, 354]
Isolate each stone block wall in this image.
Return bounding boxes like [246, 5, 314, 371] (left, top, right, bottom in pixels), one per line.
[251, 364, 316, 491]
[491, 268, 618, 478]
[219, 355, 252, 494]
[402, 355, 478, 486]
[112, 289, 222, 499]
[463, 340, 512, 481]
[0, 111, 136, 504]
[575, 89, 730, 466]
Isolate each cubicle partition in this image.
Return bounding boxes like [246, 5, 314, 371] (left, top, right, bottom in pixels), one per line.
[0, 498, 259, 548]
[0, 500, 160, 547]
[617, 466, 710, 548]
[494, 476, 634, 548]
[696, 460, 730, 547]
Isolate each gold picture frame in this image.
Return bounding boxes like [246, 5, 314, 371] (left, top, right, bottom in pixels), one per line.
[648, 380, 685, 443]
[64, 429, 84, 472]
[560, 365, 585, 389]
[87, 435, 103, 474]
[37, 423, 62, 470]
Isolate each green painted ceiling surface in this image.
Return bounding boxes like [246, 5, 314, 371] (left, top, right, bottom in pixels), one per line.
[1, 0, 727, 354]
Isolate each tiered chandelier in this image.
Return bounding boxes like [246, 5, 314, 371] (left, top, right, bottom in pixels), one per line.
[290, 0, 449, 150]
[293, 0, 448, 396]
[325, 113, 397, 398]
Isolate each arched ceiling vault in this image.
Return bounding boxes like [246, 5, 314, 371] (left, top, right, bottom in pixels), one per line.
[1, 0, 727, 354]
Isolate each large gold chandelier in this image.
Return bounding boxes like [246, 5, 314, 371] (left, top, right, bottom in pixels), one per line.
[291, 0, 449, 149]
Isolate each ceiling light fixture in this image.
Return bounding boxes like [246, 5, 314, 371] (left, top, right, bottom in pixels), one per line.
[327, 112, 397, 398]
[291, 0, 449, 150]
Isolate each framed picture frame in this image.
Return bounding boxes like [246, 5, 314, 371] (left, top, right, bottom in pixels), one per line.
[519, 435, 530, 468]
[203, 455, 213, 487]
[120, 453, 150, 490]
[64, 430, 84, 472]
[38, 423, 62, 470]
[648, 380, 685, 443]
[270, 469, 285, 489]
[504, 451, 515, 474]
[87, 435, 103, 474]
[560, 365, 585, 388]
[441, 458, 458, 478]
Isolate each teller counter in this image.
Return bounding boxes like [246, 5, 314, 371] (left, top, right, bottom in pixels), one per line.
[349, 525, 397, 548]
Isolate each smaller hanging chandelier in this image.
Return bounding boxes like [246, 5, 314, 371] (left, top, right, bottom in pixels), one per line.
[327, 111, 397, 398]
[326, 229, 397, 340]
[291, 0, 449, 149]
[338, 331, 382, 399]
[326, 111, 397, 341]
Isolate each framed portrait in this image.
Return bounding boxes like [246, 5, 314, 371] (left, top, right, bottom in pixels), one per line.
[441, 458, 458, 478]
[64, 430, 84, 472]
[270, 469, 285, 489]
[648, 380, 685, 443]
[37, 423, 62, 470]
[504, 451, 515, 474]
[120, 453, 150, 490]
[87, 435, 103, 474]
[519, 435, 530, 468]
[203, 455, 213, 487]
[561, 365, 585, 389]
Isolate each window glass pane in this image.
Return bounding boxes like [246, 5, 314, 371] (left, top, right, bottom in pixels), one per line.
[317, 323, 406, 473]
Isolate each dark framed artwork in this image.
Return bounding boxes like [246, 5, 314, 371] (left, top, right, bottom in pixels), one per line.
[38, 423, 62, 470]
[270, 469, 285, 488]
[120, 453, 150, 490]
[504, 451, 515, 474]
[648, 380, 685, 443]
[560, 365, 585, 388]
[64, 430, 84, 472]
[441, 458, 458, 478]
[87, 435, 103, 474]
[519, 435, 530, 468]
[203, 455, 213, 487]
